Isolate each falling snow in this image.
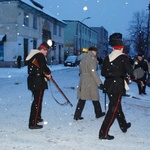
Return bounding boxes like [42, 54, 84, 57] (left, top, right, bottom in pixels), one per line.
[0, 65, 150, 150]
[83, 6, 88, 11]
[24, 0, 149, 36]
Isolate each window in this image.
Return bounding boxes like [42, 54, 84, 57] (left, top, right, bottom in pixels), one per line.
[53, 23, 57, 35]
[82, 26, 84, 34]
[42, 29, 51, 41]
[33, 39, 37, 49]
[24, 12, 29, 27]
[85, 28, 87, 35]
[59, 26, 61, 37]
[33, 15, 37, 29]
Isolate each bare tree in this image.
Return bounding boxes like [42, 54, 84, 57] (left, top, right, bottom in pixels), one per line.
[128, 11, 148, 55]
[123, 38, 131, 55]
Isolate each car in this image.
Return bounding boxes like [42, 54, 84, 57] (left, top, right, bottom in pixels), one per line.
[64, 55, 79, 67]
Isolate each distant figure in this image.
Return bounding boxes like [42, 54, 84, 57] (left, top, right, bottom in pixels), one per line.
[77, 48, 88, 61]
[17, 55, 22, 68]
[97, 56, 103, 69]
[133, 54, 150, 95]
[97, 56, 103, 65]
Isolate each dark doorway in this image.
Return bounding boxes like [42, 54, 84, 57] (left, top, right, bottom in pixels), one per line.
[59, 45, 61, 64]
[33, 39, 37, 49]
[24, 38, 28, 63]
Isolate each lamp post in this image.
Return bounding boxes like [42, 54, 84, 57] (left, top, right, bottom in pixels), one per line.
[79, 17, 91, 54]
[75, 21, 79, 55]
[146, 2, 150, 57]
[81, 17, 91, 23]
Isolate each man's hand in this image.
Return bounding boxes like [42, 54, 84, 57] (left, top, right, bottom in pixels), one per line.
[99, 84, 104, 90]
[45, 74, 52, 80]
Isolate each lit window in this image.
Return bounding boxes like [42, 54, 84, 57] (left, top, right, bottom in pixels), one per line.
[24, 12, 29, 27]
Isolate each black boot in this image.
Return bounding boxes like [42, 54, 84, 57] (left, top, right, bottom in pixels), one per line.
[99, 134, 114, 140]
[96, 112, 105, 118]
[142, 85, 147, 94]
[74, 99, 85, 121]
[29, 124, 43, 129]
[37, 118, 43, 123]
[99, 129, 114, 140]
[121, 122, 131, 133]
[74, 117, 84, 120]
[92, 101, 105, 118]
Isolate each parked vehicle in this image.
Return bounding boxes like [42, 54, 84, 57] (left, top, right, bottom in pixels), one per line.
[64, 55, 79, 67]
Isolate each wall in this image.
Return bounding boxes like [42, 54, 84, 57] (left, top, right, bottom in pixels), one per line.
[0, 0, 65, 67]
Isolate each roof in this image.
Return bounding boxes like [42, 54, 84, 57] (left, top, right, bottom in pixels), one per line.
[21, 0, 66, 25]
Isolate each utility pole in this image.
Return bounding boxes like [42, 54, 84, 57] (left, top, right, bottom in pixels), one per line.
[75, 21, 79, 55]
[146, 1, 150, 58]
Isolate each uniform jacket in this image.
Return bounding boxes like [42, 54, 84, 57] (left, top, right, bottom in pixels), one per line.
[26, 49, 51, 91]
[101, 50, 134, 94]
[77, 51, 102, 101]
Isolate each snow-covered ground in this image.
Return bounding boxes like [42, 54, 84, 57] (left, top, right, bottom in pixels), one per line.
[0, 65, 150, 150]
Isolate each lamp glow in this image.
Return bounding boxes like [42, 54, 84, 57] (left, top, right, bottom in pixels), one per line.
[47, 39, 53, 47]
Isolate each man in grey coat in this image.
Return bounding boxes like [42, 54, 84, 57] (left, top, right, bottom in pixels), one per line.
[74, 46, 105, 120]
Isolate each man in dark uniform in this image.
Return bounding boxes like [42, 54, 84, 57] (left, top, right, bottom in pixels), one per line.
[133, 54, 150, 95]
[99, 33, 135, 140]
[26, 41, 51, 129]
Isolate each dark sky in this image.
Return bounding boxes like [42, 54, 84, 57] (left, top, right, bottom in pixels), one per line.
[33, 0, 149, 37]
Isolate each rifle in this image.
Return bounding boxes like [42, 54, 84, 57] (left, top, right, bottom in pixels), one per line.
[124, 94, 149, 102]
[32, 58, 40, 68]
[104, 92, 107, 113]
[50, 77, 73, 107]
[125, 77, 145, 87]
[32, 58, 73, 107]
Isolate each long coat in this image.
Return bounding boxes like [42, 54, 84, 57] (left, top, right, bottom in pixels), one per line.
[26, 49, 51, 91]
[77, 51, 102, 101]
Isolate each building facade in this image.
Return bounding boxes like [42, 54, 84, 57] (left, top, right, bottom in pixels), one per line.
[91, 26, 108, 58]
[0, 0, 66, 67]
[63, 20, 98, 56]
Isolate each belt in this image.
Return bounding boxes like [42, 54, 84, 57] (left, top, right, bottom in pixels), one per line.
[29, 73, 43, 77]
[106, 76, 124, 79]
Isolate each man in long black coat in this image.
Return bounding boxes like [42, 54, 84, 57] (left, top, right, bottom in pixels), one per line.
[26, 41, 51, 129]
[99, 33, 135, 140]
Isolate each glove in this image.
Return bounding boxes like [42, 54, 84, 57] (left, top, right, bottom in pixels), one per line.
[99, 84, 104, 90]
[125, 76, 132, 84]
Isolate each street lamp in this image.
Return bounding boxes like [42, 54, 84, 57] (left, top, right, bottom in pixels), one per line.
[81, 17, 91, 23]
[80, 17, 91, 54]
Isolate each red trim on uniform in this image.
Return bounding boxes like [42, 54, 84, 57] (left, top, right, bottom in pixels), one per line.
[104, 95, 121, 137]
[34, 90, 43, 126]
[39, 45, 49, 50]
[113, 46, 124, 49]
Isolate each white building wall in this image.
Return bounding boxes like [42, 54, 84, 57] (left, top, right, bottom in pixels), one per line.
[4, 42, 17, 61]
[0, 0, 65, 67]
